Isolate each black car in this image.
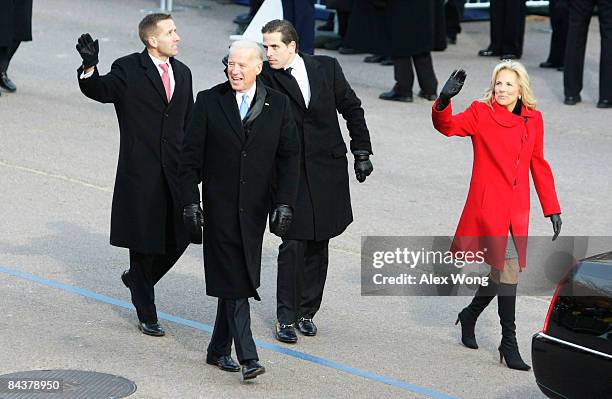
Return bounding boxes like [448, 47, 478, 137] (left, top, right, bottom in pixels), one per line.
[532, 252, 612, 399]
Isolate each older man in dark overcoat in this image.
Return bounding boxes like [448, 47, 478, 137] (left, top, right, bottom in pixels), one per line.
[76, 14, 194, 337]
[179, 40, 300, 380]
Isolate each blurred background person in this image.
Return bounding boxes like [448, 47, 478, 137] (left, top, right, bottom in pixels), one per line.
[378, 0, 438, 102]
[540, 0, 569, 70]
[0, 0, 33, 94]
[282, 0, 316, 55]
[445, 0, 466, 45]
[563, 0, 612, 107]
[478, 0, 527, 59]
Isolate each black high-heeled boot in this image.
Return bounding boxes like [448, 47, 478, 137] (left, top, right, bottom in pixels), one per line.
[497, 283, 530, 371]
[455, 280, 498, 349]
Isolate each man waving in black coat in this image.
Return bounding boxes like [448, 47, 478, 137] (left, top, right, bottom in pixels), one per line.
[260, 20, 373, 344]
[76, 14, 194, 337]
[179, 40, 300, 380]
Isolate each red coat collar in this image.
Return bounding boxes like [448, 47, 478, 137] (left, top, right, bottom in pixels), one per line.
[489, 99, 536, 127]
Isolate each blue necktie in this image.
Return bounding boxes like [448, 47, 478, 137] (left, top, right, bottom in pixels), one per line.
[239, 94, 249, 120]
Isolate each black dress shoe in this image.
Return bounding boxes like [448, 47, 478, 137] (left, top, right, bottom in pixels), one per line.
[500, 54, 520, 60]
[206, 353, 240, 372]
[379, 89, 413, 103]
[448, 36, 457, 45]
[121, 270, 131, 288]
[0, 72, 16, 92]
[380, 57, 394, 66]
[138, 322, 165, 337]
[241, 360, 265, 380]
[297, 317, 317, 336]
[478, 48, 499, 57]
[338, 47, 362, 55]
[564, 95, 581, 105]
[364, 54, 384, 63]
[539, 61, 561, 69]
[418, 90, 437, 101]
[324, 38, 342, 51]
[556, 66, 565, 71]
[597, 99, 612, 108]
[276, 322, 298, 343]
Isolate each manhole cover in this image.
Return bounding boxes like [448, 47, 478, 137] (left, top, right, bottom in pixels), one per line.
[0, 370, 136, 399]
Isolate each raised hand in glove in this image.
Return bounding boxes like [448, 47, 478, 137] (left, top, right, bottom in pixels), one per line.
[549, 213, 562, 241]
[436, 69, 467, 110]
[270, 204, 293, 237]
[353, 150, 373, 183]
[183, 203, 204, 241]
[76, 33, 99, 69]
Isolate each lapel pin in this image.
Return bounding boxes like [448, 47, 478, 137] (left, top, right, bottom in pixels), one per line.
[265, 102, 270, 106]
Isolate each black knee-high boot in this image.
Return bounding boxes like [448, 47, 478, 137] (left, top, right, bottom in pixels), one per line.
[497, 283, 530, 371]
[456, 280, 498, 349]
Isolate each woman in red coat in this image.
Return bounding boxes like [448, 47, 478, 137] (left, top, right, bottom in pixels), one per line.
[431, 61, 562, 371]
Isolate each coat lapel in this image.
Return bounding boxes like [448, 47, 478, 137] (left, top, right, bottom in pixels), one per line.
[139, 50, 168, 105]
[302, 53, 322, 108]
[273, 66, 306, 110]
[218, 83, 245, 142]
[244, 79, 269, 147]
[167, 57, 184, 109]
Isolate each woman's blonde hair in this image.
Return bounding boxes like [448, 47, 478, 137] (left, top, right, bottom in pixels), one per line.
[481, 60, 536, 109]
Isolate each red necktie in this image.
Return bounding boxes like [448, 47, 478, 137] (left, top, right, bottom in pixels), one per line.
[159, 63, 171, 102]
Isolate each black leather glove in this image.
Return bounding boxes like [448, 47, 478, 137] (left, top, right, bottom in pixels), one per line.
[436, 69, 467, 111]
[270, 204, 293, 237]
[353, 150, 373, 183]
[549, 213, 562, 241]
[183, 203, 204, 240]
[76, 33, 99, 69]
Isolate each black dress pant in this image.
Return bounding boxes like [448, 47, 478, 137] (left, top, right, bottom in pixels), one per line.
[546, 0, 569, 66]
[392, 53, 438, 96]
[564, 0, 612, 100]
[488, 0, 527, 56]
[277, 239, 329, 324]
[208, 298, 259, 364]
[0, 41, 21, 73]
[446, 0, 466, 39]
[127, 198, 187, 323]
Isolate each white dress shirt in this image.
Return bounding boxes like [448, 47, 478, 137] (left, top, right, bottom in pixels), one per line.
[284, 54, 311, 108]
[235, 83, 257, 110]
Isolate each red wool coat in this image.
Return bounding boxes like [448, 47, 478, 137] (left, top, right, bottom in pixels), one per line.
[431, 99, 561, 270]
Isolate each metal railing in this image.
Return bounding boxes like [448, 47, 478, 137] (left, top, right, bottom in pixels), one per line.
[465, 0, 549, 8]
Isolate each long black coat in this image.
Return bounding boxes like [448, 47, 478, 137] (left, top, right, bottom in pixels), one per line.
[325, 0, 353, 12]
[179, 80, 300, 300]
[260, 54, 372, 241]
[0, 0, 33, 46]
[345, 0, 434, 57]
[77, 50, 193, 254]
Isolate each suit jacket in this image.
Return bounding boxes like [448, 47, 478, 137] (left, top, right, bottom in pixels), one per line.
[77, 49, 194, 254]
[179, 80, 300, 299]
[260, 54, 372, 241]
[432, 99, 561, 270]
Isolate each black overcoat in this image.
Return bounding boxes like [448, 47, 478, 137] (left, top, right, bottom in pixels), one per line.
[260, 54, 372, 241]
[77, 50, 193, 254]
[179, 80, 300, 300]
[0, 0, 33, 46]
[344, 0, 435, 57]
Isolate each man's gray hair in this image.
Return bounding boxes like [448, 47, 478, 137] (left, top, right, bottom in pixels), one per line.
[229, 40, 265, 62]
